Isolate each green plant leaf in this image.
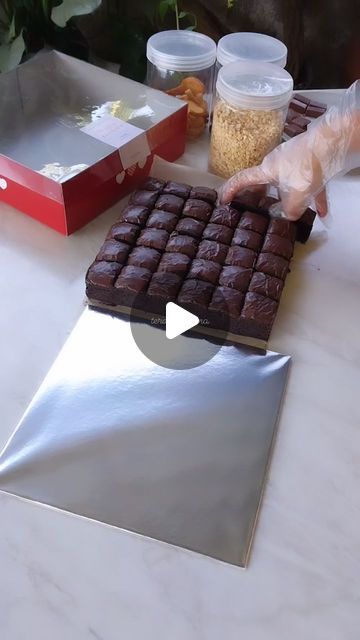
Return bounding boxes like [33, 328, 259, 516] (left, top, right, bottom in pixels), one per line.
[0, 29, 25, 72]
[158, 0, 170, 22]
[178, 11, 187, 18]
[51, 0, 102, 28]
[158, 0, 176, 22]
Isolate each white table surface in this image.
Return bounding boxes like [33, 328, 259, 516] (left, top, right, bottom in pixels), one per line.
[1, 89, 360, 640]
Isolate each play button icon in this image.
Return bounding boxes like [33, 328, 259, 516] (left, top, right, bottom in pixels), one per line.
[129, 291, 228, 370]
[165, 302, 199, 340]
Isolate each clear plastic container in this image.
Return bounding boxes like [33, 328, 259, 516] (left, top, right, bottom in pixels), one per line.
[217, 32, 287, 70]
[146, 30, 216, 139]
[209, 60, 293, 178]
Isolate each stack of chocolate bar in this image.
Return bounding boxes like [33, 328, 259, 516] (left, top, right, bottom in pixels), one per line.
[86, 180, 315, 341]
[284, 93, 327, 138]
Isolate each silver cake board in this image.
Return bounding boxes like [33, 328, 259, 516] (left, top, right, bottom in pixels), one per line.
[0, 307, 290, 567]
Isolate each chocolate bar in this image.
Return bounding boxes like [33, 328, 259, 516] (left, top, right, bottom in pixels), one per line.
[86, 180, 315, 341]
[284, 94, 327, 141]
[284, 122, 304, 138]
[289, 95, 327, 118]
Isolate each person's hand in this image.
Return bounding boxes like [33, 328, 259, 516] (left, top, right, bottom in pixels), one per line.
[220, 80, 360, 221]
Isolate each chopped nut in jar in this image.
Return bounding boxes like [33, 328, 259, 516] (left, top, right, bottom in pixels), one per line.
[209, 97, 284, 178]
[209, 60, 293, 178]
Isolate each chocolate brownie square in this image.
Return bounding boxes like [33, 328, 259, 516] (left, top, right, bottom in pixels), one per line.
[147, 272, 182, 300]
[296, 208, 316, 243]
[107, 222, 139, 244]
[183, 199, 213, 222]
[196, 240, 228, 264]
[163, 181, 191, 199]
[219, 265, 252, 292]
[155, 193, 184, 215]
[141, 177, 165, 192]
[127, 247, 161, 271]
[262, 234, 294, 260]
[231, 189, 262, 211]
[146, 210, 178, 232]
[241, 292, 278, 327]
[130, 190, 158, 208]
[232, 228, 263, 252]
[137, 228, 169, 251]
[209, 286, 244, 316]
[249, 271, 284, 302]
[189, 186, 217, 204]
[225, 245, 257, 269]
[210, 205, 240, 229]
[87, 261, 122, 288]
[258, 196, 279, 211]
[176, 217, 205, 238]
[256, 253, 289, 280]
[118, 205, 149, 226]
[187, 259, 221, 284]
[202, 223, 233, 245]
[267, 217, 296, 242]
[96, 240, 130, 264]
[114, 265, 152, 293]
[158, 252, 191, 275]
[238, 211, 268, 235]
[178, 279, 214, 308]
[166, 234, 198, 258]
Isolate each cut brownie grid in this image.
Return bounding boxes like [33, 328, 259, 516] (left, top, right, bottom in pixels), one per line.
[86, 180, 314, 341]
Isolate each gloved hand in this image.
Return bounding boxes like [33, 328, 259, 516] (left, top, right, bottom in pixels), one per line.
[220, 80, 360, 220]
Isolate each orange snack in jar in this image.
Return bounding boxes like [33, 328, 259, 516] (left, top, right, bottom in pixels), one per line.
[146, 32, 216, 140]
[166, 76, 208, 139]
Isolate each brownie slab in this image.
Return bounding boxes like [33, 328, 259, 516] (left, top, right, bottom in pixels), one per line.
[86, 179, 315, 341]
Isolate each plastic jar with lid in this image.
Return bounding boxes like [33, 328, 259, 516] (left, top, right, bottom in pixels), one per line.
[217, 32, 288, 71]
[209, 60, 293, 178]
[146, 30, 216, 139]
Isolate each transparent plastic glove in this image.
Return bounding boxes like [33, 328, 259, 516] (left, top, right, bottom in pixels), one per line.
[220, 80, 360, 220]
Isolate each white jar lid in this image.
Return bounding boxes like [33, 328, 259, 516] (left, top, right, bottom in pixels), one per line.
[217, 32, 287, 68]
[216, 60, 293, 110]
[147, 30, 216, 72]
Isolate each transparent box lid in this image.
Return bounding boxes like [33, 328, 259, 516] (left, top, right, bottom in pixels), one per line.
[0, 51, 183, 183]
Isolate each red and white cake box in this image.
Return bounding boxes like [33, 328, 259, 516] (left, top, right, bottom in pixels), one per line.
[0, 50, 187, 235]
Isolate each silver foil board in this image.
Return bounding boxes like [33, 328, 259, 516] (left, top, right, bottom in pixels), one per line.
[0, 308, 290, 567]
